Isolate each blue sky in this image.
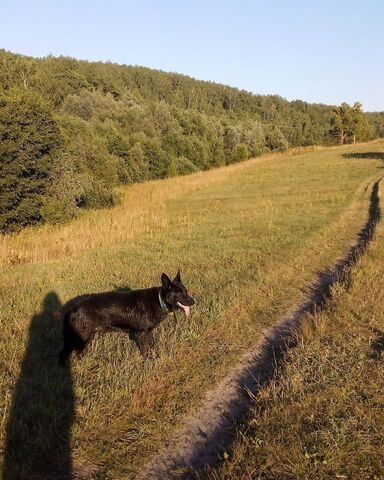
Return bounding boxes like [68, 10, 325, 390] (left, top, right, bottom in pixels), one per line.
[1, 0, 383, 111]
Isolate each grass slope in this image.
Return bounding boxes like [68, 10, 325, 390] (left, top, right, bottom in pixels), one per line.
[199, 159, 384, 480]
[0, 142, 383, 479]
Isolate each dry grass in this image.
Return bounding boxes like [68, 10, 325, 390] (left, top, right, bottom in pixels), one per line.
[0, 142, 383, 479]
[200, 172, 384, 479]
[0, 147, 319, 269]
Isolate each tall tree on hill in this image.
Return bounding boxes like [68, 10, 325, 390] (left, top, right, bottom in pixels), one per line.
[331, 102, 370, 144]
[0, 88, 62, 232]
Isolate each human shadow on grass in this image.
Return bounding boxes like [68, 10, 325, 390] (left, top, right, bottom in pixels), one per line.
[2, 292, 74, 480]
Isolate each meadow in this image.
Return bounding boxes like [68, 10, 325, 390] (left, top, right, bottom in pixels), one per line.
[200, 155, 384, 480]
[0, 142, 383, 479]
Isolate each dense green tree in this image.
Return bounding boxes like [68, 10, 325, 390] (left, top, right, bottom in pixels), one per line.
[223, 126, 240, 163]
[366, 111, 384, 138]
[330, 102, 370, 144]
[40, 153, 88, 223]
[0, 88, 62, 231]
[350, 102, 371, 142]
[233, 143, 249, 162]
[265, 126, 288, 151]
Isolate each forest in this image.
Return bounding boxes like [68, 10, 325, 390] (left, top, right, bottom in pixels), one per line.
[1, 49, 384, 232]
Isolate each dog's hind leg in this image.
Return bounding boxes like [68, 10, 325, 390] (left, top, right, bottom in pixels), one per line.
[59, 328, 95, 365]
[74, 331, 95, 359]
[59, 310, 93, 365]
[59, 324, 83, 366]
[137, 330, 155, 357]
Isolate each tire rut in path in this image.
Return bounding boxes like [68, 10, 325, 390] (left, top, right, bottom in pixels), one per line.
[137, 178, 381, 480]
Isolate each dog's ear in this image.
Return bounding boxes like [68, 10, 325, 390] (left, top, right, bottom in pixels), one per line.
[161, 273, 172, 290]
[174, 270, 181, 283]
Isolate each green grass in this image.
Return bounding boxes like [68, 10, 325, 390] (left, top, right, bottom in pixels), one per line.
[199, 158, 384, 480]
[0, 142, 383, 479]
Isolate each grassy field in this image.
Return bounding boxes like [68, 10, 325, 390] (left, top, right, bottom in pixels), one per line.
[0, 142, 383, 479]
[200, 166, 384, 480]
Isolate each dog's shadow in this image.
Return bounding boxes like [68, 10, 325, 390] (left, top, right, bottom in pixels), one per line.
[2, 291, 74, 480]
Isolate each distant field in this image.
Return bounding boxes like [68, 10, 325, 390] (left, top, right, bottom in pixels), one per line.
[200, 164, 384, 480]
[0, 142, 383, 479]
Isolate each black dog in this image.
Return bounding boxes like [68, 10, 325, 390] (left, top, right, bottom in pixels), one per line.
[59, 271, 194, 365]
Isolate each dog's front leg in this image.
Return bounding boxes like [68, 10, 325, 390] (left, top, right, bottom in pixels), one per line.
[137, 330, 155, 357]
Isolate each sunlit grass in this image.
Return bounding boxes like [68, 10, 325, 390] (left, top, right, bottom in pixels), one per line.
[0, 149, 307, 269]
[0, 142, 383, 479]
[200, 189, 384, 480]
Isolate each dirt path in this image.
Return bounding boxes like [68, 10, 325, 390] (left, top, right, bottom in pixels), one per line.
[137, 178, 381, 480]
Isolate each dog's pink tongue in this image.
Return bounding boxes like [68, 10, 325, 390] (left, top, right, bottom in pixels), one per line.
[177, 302, 190, 317]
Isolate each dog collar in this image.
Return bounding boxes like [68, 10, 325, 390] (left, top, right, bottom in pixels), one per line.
[158, 290, 169, 314]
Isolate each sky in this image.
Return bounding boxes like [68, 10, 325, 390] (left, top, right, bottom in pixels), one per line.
[1, 0, 383, 111]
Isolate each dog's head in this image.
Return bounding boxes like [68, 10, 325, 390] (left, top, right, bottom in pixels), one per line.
[161, 270, 195, 316]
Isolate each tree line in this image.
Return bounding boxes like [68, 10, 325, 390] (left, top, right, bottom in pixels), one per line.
[1, 49, 383, 232]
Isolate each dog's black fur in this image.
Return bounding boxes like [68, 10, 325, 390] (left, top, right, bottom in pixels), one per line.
[59, 271, 194, 366]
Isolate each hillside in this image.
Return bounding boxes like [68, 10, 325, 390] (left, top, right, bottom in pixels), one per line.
[1, 141, 383, 479]
[200, 155, 384, 480]
[1, 49, 384, 232]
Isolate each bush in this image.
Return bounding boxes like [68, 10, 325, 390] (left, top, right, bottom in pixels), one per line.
[167, 160, 178, 177]
[128, 142, 149, 182]
[0, 88, 62, 231]
[79, 180, 117, 209]
[40, 154, 89, 223]
[142, 140, 170, 179]
[241, 122, 266, 156]
[265, 127, 289, 151]
[233, 143, 249, 162]
[57, 114, 120, 199]
[175, 156, 199, 175]
[223, 126, 240, 163]
[61, 89, 125, 122]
